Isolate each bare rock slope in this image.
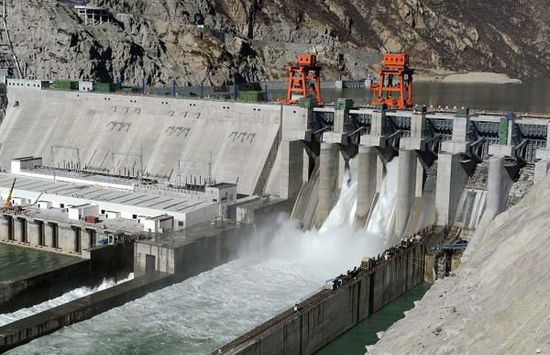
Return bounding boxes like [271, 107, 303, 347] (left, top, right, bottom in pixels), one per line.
[7, 0, 550, 85]
[368, 177, 550, 354]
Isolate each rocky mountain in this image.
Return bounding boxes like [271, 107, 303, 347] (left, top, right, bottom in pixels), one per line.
[5, 0, 550, 86]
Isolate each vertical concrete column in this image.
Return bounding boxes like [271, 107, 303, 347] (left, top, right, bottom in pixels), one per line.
[0, 216, 9, 242]
[485, 157, 513, 221]
[396, 150, 417, 237]
[355, 146, 378, 226]
[316, 143, 339, 227]
[279, 140, 304, 200]
[28, 221, 40, 246]
[58, 226, 76, 253]
[435, 153, 469, 226]
[45, 223, 54, 248]
[14, 218, 22, 242]
[81, 233, 92, 251]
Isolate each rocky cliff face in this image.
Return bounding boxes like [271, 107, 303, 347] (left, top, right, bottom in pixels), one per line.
[6, 0, 550, 85]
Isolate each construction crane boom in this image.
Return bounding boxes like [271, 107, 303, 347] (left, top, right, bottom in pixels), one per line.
[4, 177, 16, 209]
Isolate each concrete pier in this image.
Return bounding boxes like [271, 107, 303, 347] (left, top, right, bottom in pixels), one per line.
[355, 146, 378, 226]
[436, 114, 472, 226]
[316, 143, 339, 227]
[485, 157, 513, 220]
[279, 140, 304, 200]
[436, 154, 469, 226]
[396, 150, 417, 237]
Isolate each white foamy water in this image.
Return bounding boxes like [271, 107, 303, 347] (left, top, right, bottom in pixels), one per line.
[0, 273, 134, 327]
[11, 159, 399, 355]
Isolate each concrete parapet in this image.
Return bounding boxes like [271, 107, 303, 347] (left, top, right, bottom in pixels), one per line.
[355, 146, 377, 226]
[435, 153, 469, 226]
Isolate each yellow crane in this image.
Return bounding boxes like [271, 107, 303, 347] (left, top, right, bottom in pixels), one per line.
[4, 178, 16, 209]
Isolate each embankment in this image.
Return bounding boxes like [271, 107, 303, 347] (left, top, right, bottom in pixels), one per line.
[368, 175, 550, 354]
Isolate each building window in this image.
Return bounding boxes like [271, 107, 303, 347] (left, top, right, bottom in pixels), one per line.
[60, 203, 65, 208]
[178, 221, 184, 227]
[132, 214, 137, 219]
[101, 209, 105, 215]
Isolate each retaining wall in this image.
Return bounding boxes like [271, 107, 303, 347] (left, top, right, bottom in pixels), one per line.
[0, 258, 90, 312]
[0, 272, 174, 352]
[217, 242, 426, 354]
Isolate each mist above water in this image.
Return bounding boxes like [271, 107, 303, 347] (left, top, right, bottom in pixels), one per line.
[12, 159, 400, 354]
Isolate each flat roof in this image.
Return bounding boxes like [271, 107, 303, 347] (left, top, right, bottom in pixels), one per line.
[0, 174, 213, 214]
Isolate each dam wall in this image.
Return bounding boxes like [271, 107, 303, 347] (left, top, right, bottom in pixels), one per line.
[217, 241, 426, 355]
[0, 88, 313, 197]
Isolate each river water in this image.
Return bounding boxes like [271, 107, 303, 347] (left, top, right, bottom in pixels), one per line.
[0, 244, 77, 282]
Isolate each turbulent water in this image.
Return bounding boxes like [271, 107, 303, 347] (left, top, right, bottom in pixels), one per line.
[0, 274, 134, 327]
[11, 159, 400, 355]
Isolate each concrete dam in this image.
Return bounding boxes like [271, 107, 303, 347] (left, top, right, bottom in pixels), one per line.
[0, 79, 548, 352]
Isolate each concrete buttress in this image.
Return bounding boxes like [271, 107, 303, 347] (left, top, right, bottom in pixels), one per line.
[355, 146, 377, 226]
[484, 156, 513, 221]
[316, 143, 339, 227]
[396, 149, 417, 236]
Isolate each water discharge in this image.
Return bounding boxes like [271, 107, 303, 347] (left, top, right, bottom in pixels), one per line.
[0, 274, 135, 327]
[10, 159, 400, 355]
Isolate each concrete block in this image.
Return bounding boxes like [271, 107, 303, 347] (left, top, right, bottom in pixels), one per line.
[360, 135, 386, 148]
[400, 137, 425, 151]
[441, 141, 470, 155]
[323, 131, 348, 145]
[489, 144, 513, 158]
[284, 129, 312, 142]
[435, 153, 469, 226]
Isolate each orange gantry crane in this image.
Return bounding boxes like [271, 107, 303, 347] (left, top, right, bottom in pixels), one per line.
[281, 54, 323, 106]
[371, 53, 414, 109]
